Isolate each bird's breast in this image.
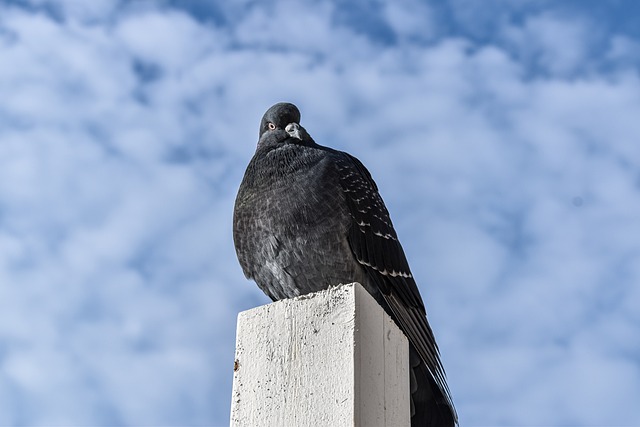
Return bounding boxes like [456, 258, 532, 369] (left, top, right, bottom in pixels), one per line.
[244, 152, 346, 233]
[233, 148, 363, 299]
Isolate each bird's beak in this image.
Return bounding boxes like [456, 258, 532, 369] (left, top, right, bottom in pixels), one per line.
[285, 123, 302, 140]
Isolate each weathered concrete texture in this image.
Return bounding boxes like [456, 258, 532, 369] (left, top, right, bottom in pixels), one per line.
[230, 282, 410, 427]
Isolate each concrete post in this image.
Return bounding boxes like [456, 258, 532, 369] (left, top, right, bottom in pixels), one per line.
[230, 282, 410, 426]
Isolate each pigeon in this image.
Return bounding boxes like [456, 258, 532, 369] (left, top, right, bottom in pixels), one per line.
[233, 102, 457, 427]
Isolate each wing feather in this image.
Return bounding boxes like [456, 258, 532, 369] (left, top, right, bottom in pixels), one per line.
[333, 151, 457, 422]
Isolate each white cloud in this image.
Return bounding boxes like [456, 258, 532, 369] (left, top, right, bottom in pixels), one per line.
[115, 9, 220, 73]
[383, 0, 438, 42]
[501, 13, 593, 76]
[22, 0, 121, 21]
[607, 34, 640, 67]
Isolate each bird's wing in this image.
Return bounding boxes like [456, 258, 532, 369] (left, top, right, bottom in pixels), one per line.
[333, 151, 455, 414]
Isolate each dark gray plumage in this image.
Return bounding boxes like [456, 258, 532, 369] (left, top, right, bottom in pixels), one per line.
[233, 102, 457, 427]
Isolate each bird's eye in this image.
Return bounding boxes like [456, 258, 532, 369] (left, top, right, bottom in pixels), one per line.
[267, 122, 276, 130]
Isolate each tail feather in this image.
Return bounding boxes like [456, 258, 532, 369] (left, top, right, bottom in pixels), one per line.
[409, 346, 457, 427]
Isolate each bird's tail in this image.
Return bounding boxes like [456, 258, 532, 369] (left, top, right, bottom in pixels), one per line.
[409, 345, 457, 427]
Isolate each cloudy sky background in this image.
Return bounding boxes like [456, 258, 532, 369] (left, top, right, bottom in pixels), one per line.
[1, 0, 639, 425]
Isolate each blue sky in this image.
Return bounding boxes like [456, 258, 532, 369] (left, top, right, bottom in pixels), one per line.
[1, 0, 639, 425]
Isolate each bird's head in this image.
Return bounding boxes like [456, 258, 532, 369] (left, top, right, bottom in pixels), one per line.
[259, 102, 300, 136]
[258, 102, 313, 147]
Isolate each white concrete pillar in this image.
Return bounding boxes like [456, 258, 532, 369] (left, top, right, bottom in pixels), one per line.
[230, 282, 410, 427]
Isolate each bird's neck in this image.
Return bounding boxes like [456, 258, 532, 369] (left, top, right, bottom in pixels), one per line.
[249, 143, 321, 183]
